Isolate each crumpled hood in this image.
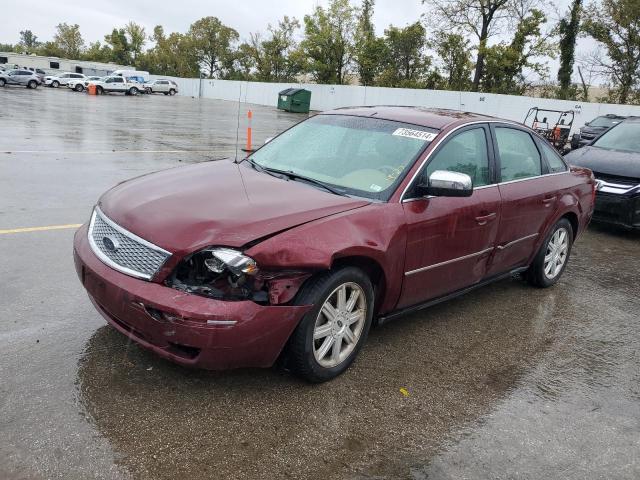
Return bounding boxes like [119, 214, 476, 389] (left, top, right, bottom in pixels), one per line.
[565, 146, 640, 178]
[98, 160, 370, 254]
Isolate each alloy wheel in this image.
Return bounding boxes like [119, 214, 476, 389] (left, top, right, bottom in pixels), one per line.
[544, 227, 569, 279]
[313, 282, 366, 368]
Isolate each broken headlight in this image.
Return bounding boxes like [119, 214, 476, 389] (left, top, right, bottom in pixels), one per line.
[167, 247, 266, 302]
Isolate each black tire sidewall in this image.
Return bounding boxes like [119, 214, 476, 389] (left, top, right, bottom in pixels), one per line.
[289, 267, 374, 382]
[528, 218, 573, 288]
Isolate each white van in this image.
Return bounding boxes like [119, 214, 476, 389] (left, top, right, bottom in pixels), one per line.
[111, 70, 150, 82]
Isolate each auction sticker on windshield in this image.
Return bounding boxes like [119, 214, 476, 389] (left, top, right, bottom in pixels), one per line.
[392, 128, 438, 142]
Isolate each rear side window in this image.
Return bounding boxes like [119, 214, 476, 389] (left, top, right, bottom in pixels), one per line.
[539, 141, 568, 173]
[425, 128, 491, 187]
[495, 128, 541, 182]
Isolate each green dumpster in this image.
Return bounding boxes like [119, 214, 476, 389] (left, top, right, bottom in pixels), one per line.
[277, 88, 311, 113]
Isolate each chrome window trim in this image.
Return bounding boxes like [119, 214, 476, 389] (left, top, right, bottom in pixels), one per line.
[405, 247, 494, 276]
[496, 233, 539, 250]
[87, 207, 171, 280]
[399, 119, 571, 202]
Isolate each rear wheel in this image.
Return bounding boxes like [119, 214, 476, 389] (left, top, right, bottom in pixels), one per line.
[129, 87, 138, 96]
[52, 80, 59, 88]
[286, 267, 374, 382]
[169, 89, 176, 95]
[28, 80, 37, 89]
[526, 218, 573, 288]
[0, 78, 6, 87]
[74, 84, 83, 92]
[96, 86, 104, 95]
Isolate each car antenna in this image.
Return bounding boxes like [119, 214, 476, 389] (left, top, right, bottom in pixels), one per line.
[234, 82, 242, 163]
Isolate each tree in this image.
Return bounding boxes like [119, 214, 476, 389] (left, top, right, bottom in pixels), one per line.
[125, 22, 146, 63]
[104, 28, 131, 65]
[354, 0, 385, 85]
[189, 16, 239, 78]
[557, 0, 582, 99]
[582, 0, 640, 104]
[138, 25, 199, 77]
[82, 41, 111, 62]
[53, 23, 85, 58]
[245, 16, 303, 82]
[301, 0, 357, 84]
[481, 8, 551, 94]
[426, 0, 511, 91]
[433, 32, 473, 90]
[19, 30, 40, 50]
[378, 22, 433, 88]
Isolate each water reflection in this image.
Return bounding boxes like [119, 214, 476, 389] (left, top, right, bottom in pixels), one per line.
[76, 276, 557, 479]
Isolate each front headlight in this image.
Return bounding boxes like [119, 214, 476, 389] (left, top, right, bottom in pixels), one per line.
[204, 247, 258, 276]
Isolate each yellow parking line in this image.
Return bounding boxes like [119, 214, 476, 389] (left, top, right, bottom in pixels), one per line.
[0, 224, 82, 235]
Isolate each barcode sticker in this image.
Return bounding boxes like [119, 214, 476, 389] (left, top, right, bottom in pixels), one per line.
[392, 128, 437, 142]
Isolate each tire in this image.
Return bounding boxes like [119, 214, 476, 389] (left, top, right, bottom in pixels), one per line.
[52, 80, 59, 88]
[74, 84, 83, 92]
[163, 92, 169, 95]
[286, 267, 374, 383]
[129, 87, 138, 96]
[96, 86, 104, 95]
[0, 79, 6, 87]
[169, 89, 176, 95]
[526, 218, 573, 288]
[28, 80, 37, 89]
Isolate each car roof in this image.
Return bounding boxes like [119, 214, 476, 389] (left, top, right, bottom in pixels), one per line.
[320, 106, 497, 130]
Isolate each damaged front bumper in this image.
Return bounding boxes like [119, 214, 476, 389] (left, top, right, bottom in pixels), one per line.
[73, 224, 312, 369]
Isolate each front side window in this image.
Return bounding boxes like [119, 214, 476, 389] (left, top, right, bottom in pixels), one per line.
[539, 141, 568, 173]
[592, 122, 640, 153]
[495, 127, 541, 182]
[250, 115, 438, 200]
[424, 128, 491, 187]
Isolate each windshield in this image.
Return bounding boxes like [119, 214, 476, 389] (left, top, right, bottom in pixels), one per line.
[592, 122, 640, 153]
[249, 115, 438, 200]
[589, 116, 622, 128]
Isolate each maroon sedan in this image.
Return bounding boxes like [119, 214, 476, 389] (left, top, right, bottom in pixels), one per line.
[74, 107, 596, 382]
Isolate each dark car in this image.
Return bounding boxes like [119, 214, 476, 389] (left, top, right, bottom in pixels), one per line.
[571, 114, 626, 149]
[565, 118, 640, 229]
[74, 107, 596, 382]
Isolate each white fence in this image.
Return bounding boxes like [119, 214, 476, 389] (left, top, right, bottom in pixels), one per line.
[152, 75, 640, 134]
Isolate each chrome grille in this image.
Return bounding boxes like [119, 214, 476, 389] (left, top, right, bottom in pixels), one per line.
[88, 208, 171, 280]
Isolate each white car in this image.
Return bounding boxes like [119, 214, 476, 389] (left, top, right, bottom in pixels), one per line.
[144, 79, 179, 95]
[68, 76, 101, 92]
[91, 76, 143, 95]
[45, 72, 86, 88]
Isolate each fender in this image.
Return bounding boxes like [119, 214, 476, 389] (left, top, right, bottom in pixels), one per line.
[245, 202, 407, 314]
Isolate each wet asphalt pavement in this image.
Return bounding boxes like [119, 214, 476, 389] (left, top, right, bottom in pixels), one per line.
[1, 87, 639, 479]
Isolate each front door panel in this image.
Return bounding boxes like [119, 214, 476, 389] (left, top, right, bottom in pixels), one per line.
[399, 187, 501, 308]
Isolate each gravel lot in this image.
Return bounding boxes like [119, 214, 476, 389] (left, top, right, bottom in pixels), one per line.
[1, 86, 639, 480]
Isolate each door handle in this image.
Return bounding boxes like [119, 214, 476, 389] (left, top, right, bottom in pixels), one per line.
[475, 212, 497, 225]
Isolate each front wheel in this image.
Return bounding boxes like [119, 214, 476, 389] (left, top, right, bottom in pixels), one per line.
[128, 87, 138, 96]
[28, 80, 37, 89]
[75, 84, 84, 92]
[286, 267, 374, 382]
[526, 218, 573, 288]
[96, 86, 104, 95]
[169, 89, 176, 95]
[52, 80, 59, 88]
[0, 78, 6, 87]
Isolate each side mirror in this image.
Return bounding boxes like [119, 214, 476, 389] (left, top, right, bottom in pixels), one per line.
[416, 170, 473, 198]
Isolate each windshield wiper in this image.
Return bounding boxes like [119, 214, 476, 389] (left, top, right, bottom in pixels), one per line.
[261, 167, 348, 196]
[243, 157, 288, 180]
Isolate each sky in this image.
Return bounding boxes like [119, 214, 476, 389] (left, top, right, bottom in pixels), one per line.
[2, 0, 598, 84]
